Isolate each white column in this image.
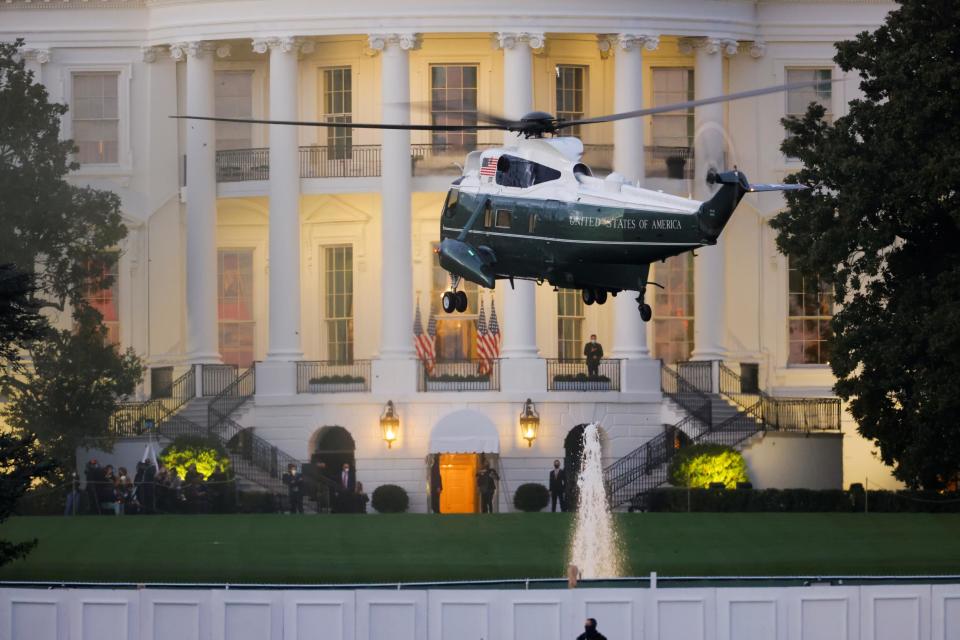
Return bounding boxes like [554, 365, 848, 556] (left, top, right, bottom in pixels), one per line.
[609, 34, 658, 361]
[690, 38, 736, 362]
[21, 47, 50, 81]
[172, 41, 220, 365]
[256, 37, 306, 362]
[497, 32, 543, 359]
[371, 33, 417, 360]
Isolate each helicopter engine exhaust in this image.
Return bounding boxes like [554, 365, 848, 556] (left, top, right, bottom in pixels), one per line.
[438, 238, 496, 288]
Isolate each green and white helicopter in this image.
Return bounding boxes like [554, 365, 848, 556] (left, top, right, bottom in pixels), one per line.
[178, 80, 818, 321]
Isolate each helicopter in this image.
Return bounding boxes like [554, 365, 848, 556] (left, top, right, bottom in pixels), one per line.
[176, 80, 818, 321]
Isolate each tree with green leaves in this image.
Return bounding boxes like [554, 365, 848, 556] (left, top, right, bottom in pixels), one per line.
[0, 39, 143, 478]
[0, 264, 52, 566]
[772, 1, 960, 489]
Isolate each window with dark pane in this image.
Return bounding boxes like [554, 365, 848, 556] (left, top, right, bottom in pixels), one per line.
[430, 64, 478, 150]
[324, 246, 354, 363]
[785, 68, 832, 157]
[787, 261, 833, 365]
[72, 72, 120, 164]
[324, 67, 353, 160]
[81, 254, 120, 346]
[555, 65, 586, 137]
[651, 68, 694, 148]
[218, 249, 255, 367]
[653, 253, 694, 364]
[430, 242, 478, 361]
[557, 288, 584, 360]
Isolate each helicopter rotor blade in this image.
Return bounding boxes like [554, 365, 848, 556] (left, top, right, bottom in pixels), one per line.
[556, 78, 842, 129]
[169, 114, 507, 132]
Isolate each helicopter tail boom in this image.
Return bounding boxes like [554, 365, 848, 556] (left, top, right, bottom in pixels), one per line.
[697, 169, 808, 241]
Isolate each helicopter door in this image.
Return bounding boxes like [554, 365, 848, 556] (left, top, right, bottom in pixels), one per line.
[541, 200, 563, 263]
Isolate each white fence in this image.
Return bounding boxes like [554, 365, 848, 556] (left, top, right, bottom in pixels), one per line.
[2, 583, 959, 640]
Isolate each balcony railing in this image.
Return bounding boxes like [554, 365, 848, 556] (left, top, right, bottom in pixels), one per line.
[212, 144, 696, 183]
[296, 360, 372, 393]
[547, 359, 621, 391]
[201, 364, 238, 397]
[418, 359, 500, 392]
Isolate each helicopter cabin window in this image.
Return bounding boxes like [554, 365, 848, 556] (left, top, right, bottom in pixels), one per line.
[787, 261, 833, 365]
[483, 202, 494, 229]
[495, 209, 512, 229]
[431, 243, 478, 361]
[431, 64, 478, 150]
[323, 67, 353, 160]
[555, 65, 586, 137]
[495, 155, 561, 188]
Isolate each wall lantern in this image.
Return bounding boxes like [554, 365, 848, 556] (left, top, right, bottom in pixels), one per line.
[519, 398, 540, 447]
[380, 400, 400, 448]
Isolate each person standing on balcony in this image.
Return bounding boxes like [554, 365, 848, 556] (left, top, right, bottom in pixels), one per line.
[549, 460, 567, 512]
[584, 334, 604, 378]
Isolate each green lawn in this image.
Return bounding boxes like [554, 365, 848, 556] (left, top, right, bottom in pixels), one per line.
[1, 513, 958, 584]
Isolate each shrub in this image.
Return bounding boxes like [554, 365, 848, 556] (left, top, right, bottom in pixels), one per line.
[160, 435, 231, 480]
[642, 488, 960, 513]
[667, 443, 749, 489]
[513, 483, 550, 512]
[372, 484, 409, 513]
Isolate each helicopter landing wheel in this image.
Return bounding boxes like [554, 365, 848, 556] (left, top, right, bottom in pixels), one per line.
[595, 289, 608, 305]
[442, 291, 458, 314]
[455, 290, 468, 312]
[582, 288, 595, 305]
[639, 303, 652, 322]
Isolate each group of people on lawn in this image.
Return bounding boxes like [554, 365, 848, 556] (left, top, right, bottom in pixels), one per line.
[78, 458, 231, 515]
[282, 461, 369, 514]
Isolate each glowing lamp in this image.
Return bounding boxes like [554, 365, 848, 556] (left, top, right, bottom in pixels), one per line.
[519, 398, 540, 447]
[380, 400, 400, 448]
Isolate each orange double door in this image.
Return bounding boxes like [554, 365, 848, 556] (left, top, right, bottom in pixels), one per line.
[438, 453, 478, 514]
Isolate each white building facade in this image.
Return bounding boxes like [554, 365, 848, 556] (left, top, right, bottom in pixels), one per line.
[1, 0, 901, 512]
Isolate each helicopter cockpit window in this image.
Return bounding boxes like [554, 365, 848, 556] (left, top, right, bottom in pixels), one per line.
[495, 155, 561, 188]
[442, 189, 459, 218]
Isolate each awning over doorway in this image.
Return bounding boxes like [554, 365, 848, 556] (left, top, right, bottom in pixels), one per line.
[429, 410, 500, 454]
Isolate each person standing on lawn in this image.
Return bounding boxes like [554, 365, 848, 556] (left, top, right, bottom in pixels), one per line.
[549, 459, 566, 512]
[476, 460, 499, 514]
[282, 463, 305, 514]
[430, 455, 443, 514]
[584, 334, 603, 377]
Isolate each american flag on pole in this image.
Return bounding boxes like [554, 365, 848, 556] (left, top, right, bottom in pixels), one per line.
[479, 155, 498, 177]
[476, 299, 492, 375]
[413, 302, 435, 374]
[487, 297, 502, 359]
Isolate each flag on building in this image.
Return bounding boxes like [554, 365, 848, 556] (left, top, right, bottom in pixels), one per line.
[476, 298, 491, 375]
[426, 308, 437, 373]
[413, 302, 435, 373]
[487, 297, 501, 359]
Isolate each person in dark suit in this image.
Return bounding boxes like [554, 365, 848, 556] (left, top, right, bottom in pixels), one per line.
[576, 618, 607, 640]
[430, 456, 443, 514]
[476, 460, 500, 514]
[282, 463, 304, 514]
[584, 334, 603, 377]
[549, 459, 567, 512]
[335, 462, 356, 513]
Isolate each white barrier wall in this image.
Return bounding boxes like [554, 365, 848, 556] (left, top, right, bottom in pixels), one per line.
[2, 584, 959, 640]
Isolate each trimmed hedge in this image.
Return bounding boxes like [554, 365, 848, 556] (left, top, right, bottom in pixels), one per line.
[372, 484, 409, 513]
[645, 488, 960, 513]
[513, 483, 550, 512]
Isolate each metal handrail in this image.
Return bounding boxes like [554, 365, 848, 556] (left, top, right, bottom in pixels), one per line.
[661, 364, 712, 426]
[719, 362, 841, 431]
[546, 358, 621, 391]
[296, 360, 371, 393]
[418, 358, 500, 392]
[207, 366, 255, 434]
[110, 367, 196, 436]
